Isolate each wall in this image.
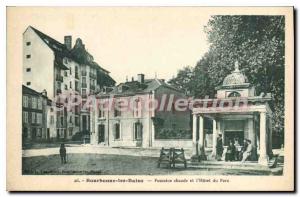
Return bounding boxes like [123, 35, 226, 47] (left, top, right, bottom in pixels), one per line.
[90, 94, 153, 148]
[23, 27, 55, 99]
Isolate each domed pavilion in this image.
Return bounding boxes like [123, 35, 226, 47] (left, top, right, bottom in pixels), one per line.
[192, 61, 273, 166]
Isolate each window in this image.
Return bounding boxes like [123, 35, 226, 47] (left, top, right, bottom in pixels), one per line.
[134, 122, 142, 140]
[22, 96, 28, 107]
[82, 77, 86, 84]
[114, 108, 121, 117]
[26, 68, 31, 72]
[37, 98, 42, 110]
[26, 42, 31, 46]
[69, 128, 73, 136]
[50, 115, 54, 124]
[36, 113, 42, 124]
[26, 82, 31, 86]
[60, 117, 64, 127]
[75, 81, 79, 91]
[69, 116, 73, 123]
[75, 116, 79, 126]
[31, 112, 36, 123]
[227, 91, 241, 98]
[114, 123, 120, 140]
[26, 55, 31, 59]
[37, 128, 42, 137]
[64, 71, 68, 77]
[133, 99, 141, 118]
[69, 81, 72, 89]
[98, 104, 105, 118]
[114, 102, 121, 117]
[23, 112, 28, 123]
[64, 84, 68, 90]
[31, 97, 37, 109]
[82, 88, 87, 96]
[69, 68, 72, 75]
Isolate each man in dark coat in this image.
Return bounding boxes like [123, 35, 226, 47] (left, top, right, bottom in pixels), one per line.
[216, 134, 224, 161]
[225, 141, 236, 161]
[59, 143, 67, 164]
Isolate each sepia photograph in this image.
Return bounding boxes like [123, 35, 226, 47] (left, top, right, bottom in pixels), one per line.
[6, 6, 294, 191]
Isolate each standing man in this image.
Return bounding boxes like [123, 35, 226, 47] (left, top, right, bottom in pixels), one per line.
[216, 134, 224, 161]
[59, 143, 67, 164]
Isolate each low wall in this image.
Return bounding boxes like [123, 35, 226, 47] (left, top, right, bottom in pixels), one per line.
[152, 139, 193, 148]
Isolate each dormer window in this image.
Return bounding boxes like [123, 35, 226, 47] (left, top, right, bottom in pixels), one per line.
[228, 91, 241, 98]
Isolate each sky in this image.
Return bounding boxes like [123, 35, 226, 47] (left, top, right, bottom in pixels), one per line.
[8, 7, 211, 83]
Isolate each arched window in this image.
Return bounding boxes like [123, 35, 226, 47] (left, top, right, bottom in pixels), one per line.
[228, 91, 241, 98]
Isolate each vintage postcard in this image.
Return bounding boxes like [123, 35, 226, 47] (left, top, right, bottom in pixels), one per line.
[6, 6, 294, 191]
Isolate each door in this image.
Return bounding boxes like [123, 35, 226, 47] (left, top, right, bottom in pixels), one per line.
[134, 122, 143, 147]
[98, 124, 105, 143]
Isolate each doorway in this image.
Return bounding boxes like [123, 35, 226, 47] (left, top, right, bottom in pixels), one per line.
[98, 124, 105, 143]
[134, 122, 143, 147]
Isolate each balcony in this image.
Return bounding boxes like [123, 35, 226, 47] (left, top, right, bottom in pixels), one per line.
[81, 70, 87, 76]
[56, 75, 63, 82]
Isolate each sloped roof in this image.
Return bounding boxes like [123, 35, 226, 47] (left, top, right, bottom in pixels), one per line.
[29, 26, 113, 76]
[97, 78, 183, 97]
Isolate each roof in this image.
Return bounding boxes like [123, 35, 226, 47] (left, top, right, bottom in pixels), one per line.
[28, 26, 113, 76]
[97, 78, 184, 98]
[222, 61, 249, 87]
[22, 85, 47, 98]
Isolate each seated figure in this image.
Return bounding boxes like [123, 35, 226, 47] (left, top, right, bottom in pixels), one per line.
[225, 141, 236, 161]
[241, 139, 253, 163]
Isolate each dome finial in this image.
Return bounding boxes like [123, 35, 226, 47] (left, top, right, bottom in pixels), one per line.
[234, 61, 239, 72]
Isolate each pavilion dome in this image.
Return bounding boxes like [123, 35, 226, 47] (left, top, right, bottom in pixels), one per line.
[223, 61, 248, 86]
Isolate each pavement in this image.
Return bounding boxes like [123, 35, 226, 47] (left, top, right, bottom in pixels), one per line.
[22, 144, 167, 158]
[22, 144, 283, 175]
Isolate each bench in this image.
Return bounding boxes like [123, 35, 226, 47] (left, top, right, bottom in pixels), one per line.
[157, 147, 187, 168]
[157, 148, 173, 168]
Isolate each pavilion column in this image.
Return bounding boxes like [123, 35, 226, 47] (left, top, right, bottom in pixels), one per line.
[211, 118, 217, 159]
[268, 116, 273, 157]
[248, 118, 257, 160]
[198, 115, 207, 160]
[258, 112, 268, 166]
[192, 114, 198, 157]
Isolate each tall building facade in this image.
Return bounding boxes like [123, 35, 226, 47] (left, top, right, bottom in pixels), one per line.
[23, 26, 115, 141]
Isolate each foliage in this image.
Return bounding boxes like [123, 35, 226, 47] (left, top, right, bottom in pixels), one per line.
[155, 128, 192, 139]
[168, 16, 285, 136]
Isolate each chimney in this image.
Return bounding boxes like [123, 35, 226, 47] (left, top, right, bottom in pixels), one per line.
[64, 35, 72, 50]
[137, 74, 145, 84]
[41, 89, 47, 97]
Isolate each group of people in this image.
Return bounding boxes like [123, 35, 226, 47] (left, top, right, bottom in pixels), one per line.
[216, 134, 253, 162]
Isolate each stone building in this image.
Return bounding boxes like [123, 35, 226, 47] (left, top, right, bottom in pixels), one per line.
[23, 26, 115, 141]
[90, 74, 191, 148]
[191, 62, 273, 165]
[22, 85, 49, 144]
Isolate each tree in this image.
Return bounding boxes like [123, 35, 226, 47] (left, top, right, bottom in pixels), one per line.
[169, 16, 285, 137]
